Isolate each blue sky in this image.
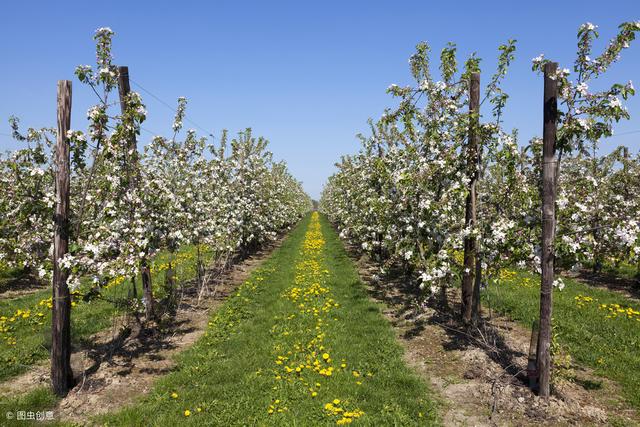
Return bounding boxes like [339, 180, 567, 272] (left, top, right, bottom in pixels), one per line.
[1, 0, 639, 199]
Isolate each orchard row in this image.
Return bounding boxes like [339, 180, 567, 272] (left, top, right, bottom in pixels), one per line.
[320, 21, 640, 398]
[0, 28, 311, 395]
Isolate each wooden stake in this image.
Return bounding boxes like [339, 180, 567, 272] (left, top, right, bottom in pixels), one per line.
[51, 80, 74, 396]
[462, 72, 480, 324]
[165, 256, 177, 314]
[537, 62, 558, 399]
[623, 146, 629, 173]
[527, 320, 539, 389]
[117, 66, 132, 114]
[117, 66, 155, 321]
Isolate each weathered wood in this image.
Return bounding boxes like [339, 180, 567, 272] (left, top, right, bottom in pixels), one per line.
[462, 72, 480, 324]
[527, 320, 539, 389]
[472, 249, 482, 324]
[51, 80, 74, 397]
[537, 62, 558, 399]
[117, 66, 155, 321]
[117, 66, 139, 181]
[117, 65, 131, 114]
[141, 261, 154, 320]
[165, 258, 177, 315]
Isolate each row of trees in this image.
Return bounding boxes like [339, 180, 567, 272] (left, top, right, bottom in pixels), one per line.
[320, 21, 640, 398]
[0, 28, 310, 395]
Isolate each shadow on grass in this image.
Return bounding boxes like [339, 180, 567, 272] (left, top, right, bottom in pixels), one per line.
[0, 269, 46, 296]
[568, 268, 640, 300]
[573, 376, 603, 391]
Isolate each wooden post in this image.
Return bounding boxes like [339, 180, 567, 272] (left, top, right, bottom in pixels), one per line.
[527, 320, 539, 389]
[461, 72, 480, 324]
[117, 66, 155, 321]
[165, 257, 177, 314]
[51, 80, 74, 397]
[196, 244, 204, 289]
[472, 249, 482, 324]
[376, 143, 384, 262]
[117, 66, 137, 181]
[537, 62, 558, 399]
[117, 65, 131, 114]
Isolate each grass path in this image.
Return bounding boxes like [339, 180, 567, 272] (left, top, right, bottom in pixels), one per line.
[101, 212, 438, 426]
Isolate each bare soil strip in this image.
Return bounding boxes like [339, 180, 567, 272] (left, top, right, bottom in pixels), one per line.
[348, 248, 639, 426]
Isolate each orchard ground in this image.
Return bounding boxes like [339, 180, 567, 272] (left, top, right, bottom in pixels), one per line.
[484, 269, 640, 410]
[0, 245, 213, 381]
[0, 213, 639, 425]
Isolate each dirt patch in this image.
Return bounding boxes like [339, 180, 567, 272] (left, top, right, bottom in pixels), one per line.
[349, 249, 639, 426]
[0, 233, 287, 425]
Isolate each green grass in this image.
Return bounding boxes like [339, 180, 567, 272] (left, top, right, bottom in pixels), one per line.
[99, 213, 438, 426]
[0, 264, 28, 293]
[0, 288, 115, 381]
[0, 244, 209, 382]
[483, 269, 640, 409]
[601, 261, 640, 281]
[575, 258, 640, 282]
[0, 387, 60, 426]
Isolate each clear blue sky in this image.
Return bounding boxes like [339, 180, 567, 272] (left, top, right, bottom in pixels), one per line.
[1, 0, 639, 199]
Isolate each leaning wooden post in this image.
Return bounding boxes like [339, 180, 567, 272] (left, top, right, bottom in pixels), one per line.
[51, 80, 74, 397]
[117, 66, 155, 321]
[537, 62, 558, 399]
[461, 72, 480, 324]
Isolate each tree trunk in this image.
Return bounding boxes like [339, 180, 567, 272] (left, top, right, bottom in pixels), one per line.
[165, 256, 177, 315]
[197, 244, 204, 290]
[141, 257, 154, 321]
[472, 251, 482, 324]
[130, 276, 137, 299]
